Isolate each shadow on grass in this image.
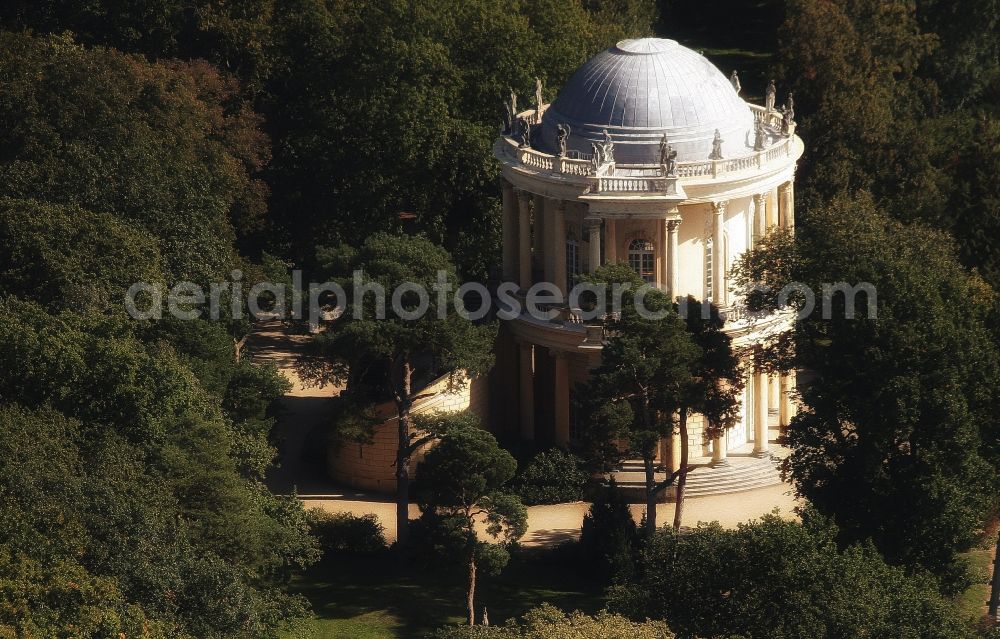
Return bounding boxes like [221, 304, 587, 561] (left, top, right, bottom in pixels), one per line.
[286, 545, 605, 639]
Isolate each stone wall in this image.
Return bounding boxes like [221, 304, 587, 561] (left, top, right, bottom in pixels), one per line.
[326, 372, 489, 493]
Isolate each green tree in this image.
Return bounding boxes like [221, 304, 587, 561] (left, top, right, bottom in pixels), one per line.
[0, 197, 163, 313]
[0, 32, 269, 281]
[775, 0, 941, 219]
[301, 233, 495, 546]
[576, 264, 698, 535]
[671, 298, 743, 530]
[579, 479, 639, 585]
[733, 192, 1000, 584]
[413, 416, 528, 626]
[915, 0, 1000, 109]
[0, 298, 317, 638]
[610, 513, 974, 639]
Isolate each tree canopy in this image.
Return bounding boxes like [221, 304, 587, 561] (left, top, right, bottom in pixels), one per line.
[733, 192, 1000, 585]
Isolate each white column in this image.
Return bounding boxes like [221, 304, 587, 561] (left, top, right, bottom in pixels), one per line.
[538, 195, 552, 284]
[517, 190, 532, 290]
[519, 343, 535, 440]
[754, 368, 770, 456]
[767, 188, 779, 229]
[552, 200, 567, 298]
[711, 431, 729, 466]
[712, 201, 726, 307]
[501, 182, 517, 281]
[553, 350, 570, 446]
[779, 373, 791, 430]
[779, 181, 795, 231]
[532, 194, 545, 273]
[605, 218, 617, 263]
[667, 219, 680, 299]
[752, 193, 766, 245]
[588, 220, 601, 274]
[666, 425, 682, 474]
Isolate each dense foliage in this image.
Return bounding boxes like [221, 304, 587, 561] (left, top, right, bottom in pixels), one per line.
[0, 25, 313, 639]
[610, 514, 974, 639]
[776, 0, 1000, 288]
[511, 448, 590, 505]
[0, 0, 657, 277]
[734, 193, 1000, 588]
[306, 510, 388, 556]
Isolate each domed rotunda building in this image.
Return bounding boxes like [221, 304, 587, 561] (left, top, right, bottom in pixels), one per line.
[493, 37, 803, 479]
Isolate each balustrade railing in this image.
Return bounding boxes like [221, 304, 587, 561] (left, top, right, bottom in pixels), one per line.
[500, 104, 795, 193]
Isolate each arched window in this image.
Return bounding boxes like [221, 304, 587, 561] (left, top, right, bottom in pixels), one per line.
[628, 239, 655, 283]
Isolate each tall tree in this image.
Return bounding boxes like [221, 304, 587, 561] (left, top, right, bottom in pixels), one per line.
[577, 264, 699, 536]
[774, 0, 941, 219]
[672, 298, 743, 530]
[733, 192, 1000, 585]
[301, 233, 495, 546]
[413, 415, 527, 626]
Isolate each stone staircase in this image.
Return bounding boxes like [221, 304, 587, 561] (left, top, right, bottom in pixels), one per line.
[607, 454, 783, 502]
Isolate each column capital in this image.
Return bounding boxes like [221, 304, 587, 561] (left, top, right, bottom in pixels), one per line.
[753, 192, 767, 206]
[667, 218, 681, 231]
[516, 188, 533, 205]
[712, 200, 728, 215]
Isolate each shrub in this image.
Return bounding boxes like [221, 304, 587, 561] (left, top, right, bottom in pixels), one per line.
[306, 510, 387, 555]
[431, 603, 672, 638]
[610, 512, 976, 639]
[512, 448, 590, 505]
[579, 479, 638, 584]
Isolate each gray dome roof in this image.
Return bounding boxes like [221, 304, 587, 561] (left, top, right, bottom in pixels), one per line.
[538, 38, 755, 164]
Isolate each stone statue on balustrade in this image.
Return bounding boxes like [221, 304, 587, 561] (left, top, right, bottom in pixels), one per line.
[753, 119, 767, 151]
[601, 128, 615, 164]
[779, 105, 791, 135]
[517, 116, 532, 148]
[503, 100, 513, 135]
[785, 91, 795, 123]
[534, 78, 544, 123]
[590, 143, 602, 173]
[765, 79, 777, 112]
[709, 129, 724, 160]
[730, 70, 741, 95]
[556, 123, 570, 157]
[659, 133, 677, 176]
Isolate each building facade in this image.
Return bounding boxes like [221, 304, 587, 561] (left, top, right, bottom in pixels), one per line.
[493, 38, 803, 469]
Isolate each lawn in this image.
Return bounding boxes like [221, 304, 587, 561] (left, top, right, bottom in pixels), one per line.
[281, 545, 606, 639]
[954, 543, 996, 628]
